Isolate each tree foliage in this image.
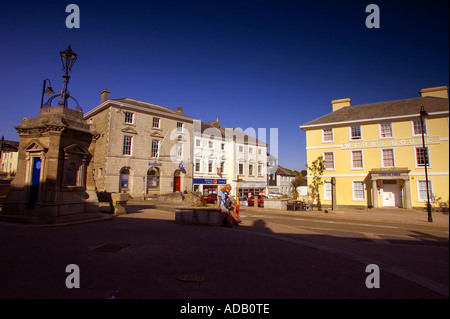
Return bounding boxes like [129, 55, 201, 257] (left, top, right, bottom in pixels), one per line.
[306, 156, 325, 210]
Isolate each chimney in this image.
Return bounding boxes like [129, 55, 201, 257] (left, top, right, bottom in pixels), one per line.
[331, 98, 351, 112]
[176, 107, 184, 114]
[207, 118, 220, 128]
[419, 86, 448, 99]
[100, 88, 111, 104]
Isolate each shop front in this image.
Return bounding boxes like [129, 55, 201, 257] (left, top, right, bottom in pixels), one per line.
[237, 181, 267, 201]
[193, 178, 227, 195]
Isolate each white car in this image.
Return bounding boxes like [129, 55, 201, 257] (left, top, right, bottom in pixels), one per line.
[267, 193, 282, 199]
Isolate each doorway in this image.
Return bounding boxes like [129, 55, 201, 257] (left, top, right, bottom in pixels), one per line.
[173, 170, 181, 192]
[28, 157, 41, 208]
[382, 180, 400, 207]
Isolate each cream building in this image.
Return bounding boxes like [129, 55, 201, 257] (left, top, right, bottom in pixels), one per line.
[84, 89, 195, 198]
[193, 118, 268, 200]
[0, 138, 19, 175]
[300, 86, 449, 210]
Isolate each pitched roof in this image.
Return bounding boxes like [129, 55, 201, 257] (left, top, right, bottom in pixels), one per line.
[301, 97, 449, 129]
[276, 165, 296, 176]
[199, 120, 269, 147]
[84, 97, 196, 121]
[112, 98, 197, 120]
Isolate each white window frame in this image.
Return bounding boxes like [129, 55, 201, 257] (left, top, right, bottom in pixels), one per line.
[238, 145, 244, 153]
[414, 146, 431, 169]
[349, 125, 362, 141]
[379, 122, 393, 139]
[151, 139, 159, 158]
[122, 135, 132, 156]
[352, 181, 366, 201]
[176, 143, 183, 161]
[194, 158, 201, 173]
[381, 148, 395, 168]
[152, 117, 161, 129]
[411, 119, 427, 136]
[177, 122, 183, 133]
[238, 162, 244, 175]
[323, 181, 332, 201]
[208, 158, 214, 173]
[416, 179, 434, 202]
[350, 150, 364, 170]
[248, 163, 254, 176]
[322, 128, 334, 143]
[323, 151, 335, 170]
[124, 111, 134, 124]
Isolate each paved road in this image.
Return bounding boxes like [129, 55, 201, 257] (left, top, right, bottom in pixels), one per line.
[0, 200, 448, 301]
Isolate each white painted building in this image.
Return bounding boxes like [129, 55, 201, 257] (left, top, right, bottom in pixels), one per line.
[193, 119, 268, 200]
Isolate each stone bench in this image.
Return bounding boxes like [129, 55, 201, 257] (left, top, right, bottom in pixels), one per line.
[175, 207, 226, 227]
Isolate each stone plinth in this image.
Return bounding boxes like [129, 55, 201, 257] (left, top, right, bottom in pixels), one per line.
[111, 193, 129, 215]
[175, 207, 226, 227]
[263, 199, 289, 211]
[0, 106, 102, 224]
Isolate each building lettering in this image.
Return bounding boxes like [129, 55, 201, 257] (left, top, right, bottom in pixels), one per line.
[342, 137, 440, 149]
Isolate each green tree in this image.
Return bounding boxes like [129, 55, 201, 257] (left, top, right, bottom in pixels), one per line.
[306, 156, 325, 210]
[291, 177, 303, 199]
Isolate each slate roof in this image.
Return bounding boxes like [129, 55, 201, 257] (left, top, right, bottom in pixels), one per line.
[112, 98, 197, 120]
[200, 120, 269, 147]
[276, 165, 296, 176]
[301, 97, 449, 129]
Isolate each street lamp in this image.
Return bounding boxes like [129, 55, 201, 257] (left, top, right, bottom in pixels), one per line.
[419, 106, 432, 223]
[57, 45, 77, 107]
[40, 79, 55, 109]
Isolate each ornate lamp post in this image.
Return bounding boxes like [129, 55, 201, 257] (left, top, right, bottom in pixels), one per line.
[40, 79, 55, 109]
[419, 106, 432, 223]
[57, 45, 77, 107]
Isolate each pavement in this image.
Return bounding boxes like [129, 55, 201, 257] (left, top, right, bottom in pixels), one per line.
[0, 199, 448, 302]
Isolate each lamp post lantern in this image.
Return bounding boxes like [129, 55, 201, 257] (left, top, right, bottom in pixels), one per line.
[40, 79, 55, 109]
[419, 106, 432, 223]
[57, 45, 77, 107]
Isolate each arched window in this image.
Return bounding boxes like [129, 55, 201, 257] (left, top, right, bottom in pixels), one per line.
[120, 167, 130, 191]
[147, 167, 160, 190]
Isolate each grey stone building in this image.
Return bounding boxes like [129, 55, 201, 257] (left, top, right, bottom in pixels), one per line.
[84, 89, 195, 198]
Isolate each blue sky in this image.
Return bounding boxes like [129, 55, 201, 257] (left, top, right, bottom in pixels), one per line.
[0, 0, 448, 171]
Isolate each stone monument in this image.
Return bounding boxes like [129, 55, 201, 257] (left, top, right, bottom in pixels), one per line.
[0, 46, 102, 224]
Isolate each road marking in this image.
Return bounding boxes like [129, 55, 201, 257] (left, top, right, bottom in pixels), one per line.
[363, 233, 391, 245]
[294, 218, 397, 229]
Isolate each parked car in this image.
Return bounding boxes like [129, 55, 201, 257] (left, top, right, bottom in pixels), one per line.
[247, 195, 266, 207]
[267, 193, 282, 199]
[201, 193, 217, 204]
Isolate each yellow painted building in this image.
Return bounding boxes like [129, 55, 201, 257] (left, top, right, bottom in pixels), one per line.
[300, 86, 449, 210]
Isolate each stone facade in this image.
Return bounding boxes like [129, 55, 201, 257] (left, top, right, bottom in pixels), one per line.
[1, 106, 100, 224]
[84, 90, 194, 198]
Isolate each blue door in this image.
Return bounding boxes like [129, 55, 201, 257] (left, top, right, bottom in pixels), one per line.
[29, 157, 41, 208]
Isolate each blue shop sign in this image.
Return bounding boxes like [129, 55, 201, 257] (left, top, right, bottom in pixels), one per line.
[194, 178, 227, 185]
[148, 162, 163, 166]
